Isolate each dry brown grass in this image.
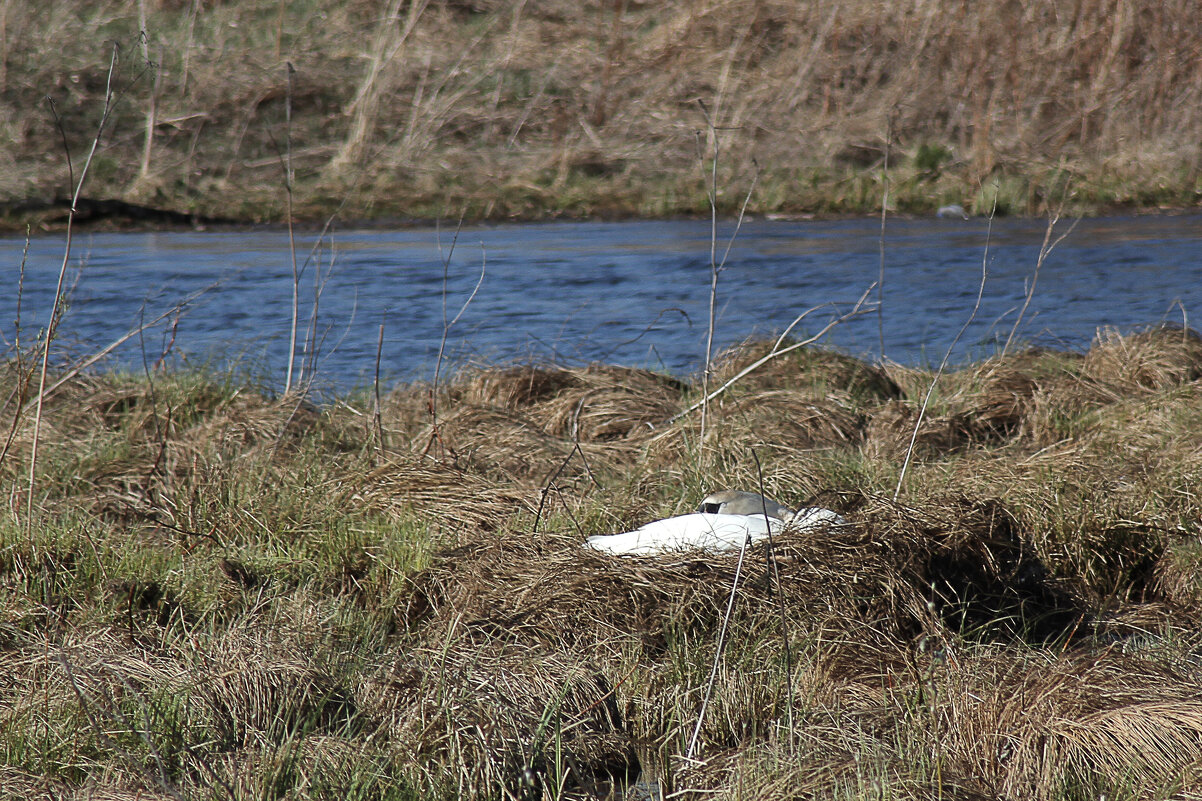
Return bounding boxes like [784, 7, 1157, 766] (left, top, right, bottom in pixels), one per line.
[4, 0, 1201, 226]
[1083, 325, 1202, 392]
[7, 328, 1202, 799]
[712, 339, 902, 403]
[673, 646, 1202, 800]
[361, 640, 634, 800]
[349, 456, 541, 531]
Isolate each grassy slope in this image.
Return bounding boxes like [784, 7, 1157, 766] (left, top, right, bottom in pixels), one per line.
[4, 327, 1202, 799]
[2, 0, 1201, 228]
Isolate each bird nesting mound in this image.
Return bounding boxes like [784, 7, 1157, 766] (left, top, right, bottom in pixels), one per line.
[403, 521, 914, 657]
[395, 493, 1089, 797]
[404, 493, 1081, 658]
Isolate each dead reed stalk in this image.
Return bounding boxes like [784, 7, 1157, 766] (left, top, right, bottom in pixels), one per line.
[894, 186, 996, 500]
[27, 43, 120, 538]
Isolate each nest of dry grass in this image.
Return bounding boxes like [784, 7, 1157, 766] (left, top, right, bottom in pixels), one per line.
[404, 492, 1082, 661]
[403, 519, 909, 658]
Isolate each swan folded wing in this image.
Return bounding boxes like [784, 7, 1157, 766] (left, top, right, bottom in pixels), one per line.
[585, 512, 780, 556]
[790, 507, 848, 529]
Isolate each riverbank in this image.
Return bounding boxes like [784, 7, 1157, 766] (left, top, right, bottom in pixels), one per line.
[3, 0, 1201, 232]
[4, 328, 1202, 798]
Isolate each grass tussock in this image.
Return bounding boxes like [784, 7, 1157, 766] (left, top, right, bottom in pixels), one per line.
[5, 325, 1202, 799]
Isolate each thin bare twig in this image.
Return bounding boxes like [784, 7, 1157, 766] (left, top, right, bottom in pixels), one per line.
[878, 113, 892, 359]
[694, 104, 758, 468]
[426, 223, 485, 456]
[283, 61, 300, 395]
[697, 102, 719, 464]
[894, 186, 997, 501]
[752, 449, 794, 752]
[0, 230, 34, 472]
[687, 520, 753, 761]
[1002, 186, 1079, 356]
[32, 282, 218, 406]
[373, 320, 386, 462]
[668, 287, 876, 424]
[27, 43, 120, 537]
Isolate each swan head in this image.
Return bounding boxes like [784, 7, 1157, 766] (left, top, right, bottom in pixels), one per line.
[696, 490, 793, 521]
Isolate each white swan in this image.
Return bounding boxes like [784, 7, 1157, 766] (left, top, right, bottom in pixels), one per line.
[584, 490, 847, 556]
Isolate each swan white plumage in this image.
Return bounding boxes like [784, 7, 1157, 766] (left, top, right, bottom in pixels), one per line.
[584, 490, 847, 556]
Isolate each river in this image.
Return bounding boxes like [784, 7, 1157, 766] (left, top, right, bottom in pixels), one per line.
[2, 214, 1199, 393]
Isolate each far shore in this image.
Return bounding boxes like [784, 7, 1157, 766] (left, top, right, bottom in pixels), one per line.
[4, 2, 1199, 233]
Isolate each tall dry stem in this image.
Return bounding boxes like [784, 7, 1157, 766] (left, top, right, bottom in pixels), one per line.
[752, 449, 794, 752]
[0, 230, 33, 473]
[178, 0, 200, 96]
[330, 0, 429, 171]
[894, 186, 997, 501]
[27, 44, 120, 537]
[425, 223, 485, 456]
[373, 320, 386, 462]
[696, 102, 757, 468]
[877, 114, 892, 358]
[699, 116, 718, 468]
[134, 2, 158, 184]
[1002, 184, 1079, 356]
[282, 61, 300, 395]
[687, 523, 753, 761]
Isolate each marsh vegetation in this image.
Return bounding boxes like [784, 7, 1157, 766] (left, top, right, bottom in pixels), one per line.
[5, 1, 1202, 797]
[4, 326, 1202, 799]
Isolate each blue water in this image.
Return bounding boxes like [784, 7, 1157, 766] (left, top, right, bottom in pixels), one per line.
[1, 215, 1199, 392]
